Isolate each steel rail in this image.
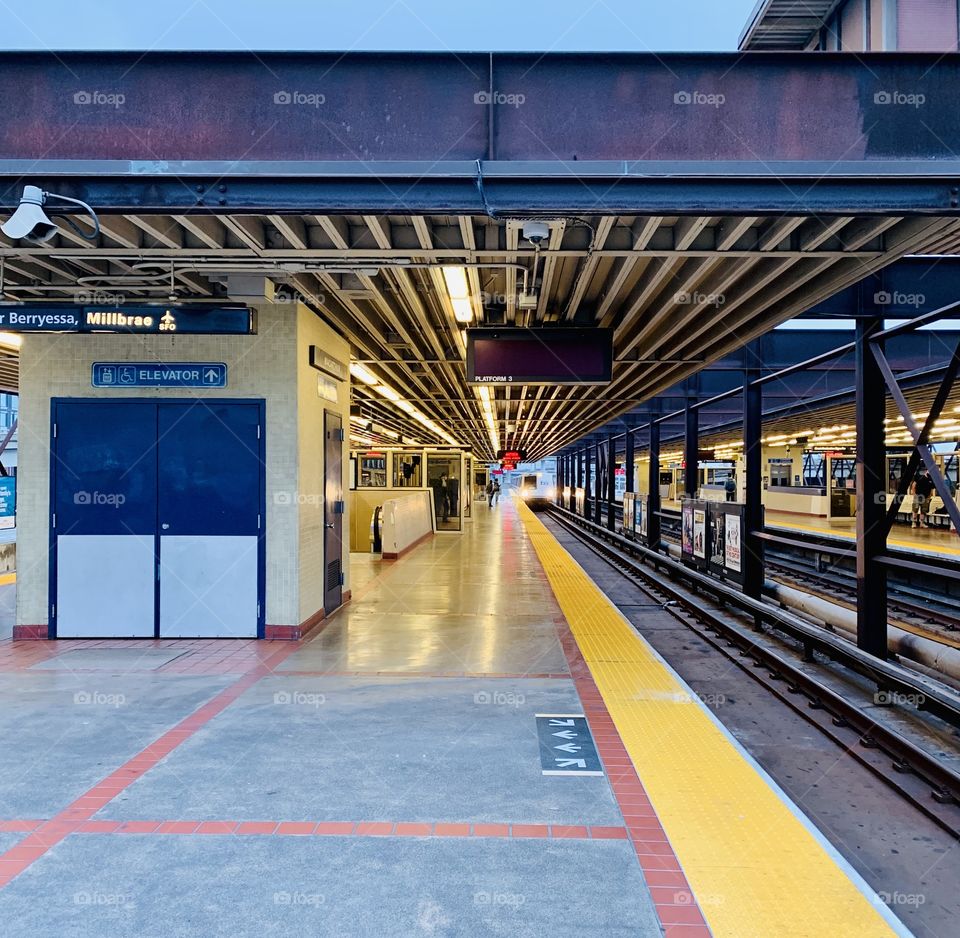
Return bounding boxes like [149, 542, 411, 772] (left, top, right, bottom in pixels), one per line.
[545, 505, 960, 833]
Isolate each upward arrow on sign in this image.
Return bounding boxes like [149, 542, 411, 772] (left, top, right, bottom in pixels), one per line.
[204, 368, 219, 383]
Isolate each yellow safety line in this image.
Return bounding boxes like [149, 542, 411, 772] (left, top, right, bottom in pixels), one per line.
[0, 572, 15, 586]
[517, 502, 899, 938]
[768, 517, 960, 557]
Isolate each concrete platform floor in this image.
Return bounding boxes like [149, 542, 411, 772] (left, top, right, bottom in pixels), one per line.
[0, 502, 666, 937]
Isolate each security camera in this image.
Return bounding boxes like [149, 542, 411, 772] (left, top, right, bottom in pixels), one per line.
[1, 184, 100, 243]
[522, 221, 550, 246]
[1, 186, 58, 242]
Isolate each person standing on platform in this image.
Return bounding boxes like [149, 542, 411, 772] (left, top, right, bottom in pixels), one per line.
[912, 468, 935, 528]
[446, 474, 459, 519]
[486, 479, 495, 508]
[431, 475, 446, 524]
[439, 473, 451, 522]
[493, 479, 501, 506]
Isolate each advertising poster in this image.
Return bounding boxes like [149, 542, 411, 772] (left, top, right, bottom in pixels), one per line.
[682, 502, 694, 555]
[639, 497, 648, 538]
[0, 477, 15, 530]
[693, 508, 706, 559]
[726, 513, 742, 572]
[710, 510, 725, 567]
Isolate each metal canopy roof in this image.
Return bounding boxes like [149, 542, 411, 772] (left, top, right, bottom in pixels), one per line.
[3, 210, 958, 458]
[739, 0, 840, 50]
[2, 51, 960, 458]
[626, 368, 960, 459]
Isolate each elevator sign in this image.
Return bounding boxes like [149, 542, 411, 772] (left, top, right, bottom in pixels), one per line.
[92, 362, 227, 388]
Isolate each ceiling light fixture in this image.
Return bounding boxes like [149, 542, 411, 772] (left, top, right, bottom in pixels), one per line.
[349, 362, 379, 385]
[442, 266, 475, 324]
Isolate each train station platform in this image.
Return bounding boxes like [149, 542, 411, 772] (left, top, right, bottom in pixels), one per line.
[764, 511, 960, 558]
[662, 499, 960, 559]
[0, 499, 909, 937]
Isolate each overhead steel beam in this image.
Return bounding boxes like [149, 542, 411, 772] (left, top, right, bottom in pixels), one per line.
[4, 173, 960, 217]
[2, 51, 960, 213]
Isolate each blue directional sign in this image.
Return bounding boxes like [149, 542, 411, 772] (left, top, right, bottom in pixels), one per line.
[0, 305, 254, 334]
[0, 477, 15, 530]
[92, 362, 227, 389]
[535, 714, 604, 776]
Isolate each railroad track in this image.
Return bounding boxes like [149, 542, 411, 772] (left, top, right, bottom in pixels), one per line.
[599, 502, 960, 644]
[545, 505, 960, 839]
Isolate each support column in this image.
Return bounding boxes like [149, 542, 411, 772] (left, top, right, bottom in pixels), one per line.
[684, 399, 698, 500]
[743, 376, 764, 603]
[647, 421, 661, 549]
[582, 447, 591, 519]
[606, 433, 617, 531]
[856, 316, 888, 659]
[594, 438, 603, 525]
[625, 426, 635, 494]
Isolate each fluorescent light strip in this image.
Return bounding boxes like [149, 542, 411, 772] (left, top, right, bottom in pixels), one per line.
[442, 265, 474, 324]
[349, 362, 378, 385]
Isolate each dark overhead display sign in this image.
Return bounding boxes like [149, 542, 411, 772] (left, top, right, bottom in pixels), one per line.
[497, 449, 527, 461]
[0, 305, 256, 335]
[466, 328, 613, 386]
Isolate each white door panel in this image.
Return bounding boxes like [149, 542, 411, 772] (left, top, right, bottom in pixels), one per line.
[56, 535, 155, 638]
[159, 535, 258, 637]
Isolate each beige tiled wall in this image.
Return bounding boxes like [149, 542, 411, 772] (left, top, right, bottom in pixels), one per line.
[295, 304, 351, 623]
[14, 303, 328, 631]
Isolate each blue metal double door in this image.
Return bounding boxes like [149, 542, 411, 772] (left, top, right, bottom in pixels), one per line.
[51, 399, 264, 638]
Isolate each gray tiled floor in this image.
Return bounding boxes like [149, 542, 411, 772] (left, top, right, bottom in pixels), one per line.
[101, 675, 622, 824]
[0, 504, 657, 937]
[0, 834, 663, 938]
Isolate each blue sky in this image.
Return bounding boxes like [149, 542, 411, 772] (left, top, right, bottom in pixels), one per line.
[0, 0, 759, 51]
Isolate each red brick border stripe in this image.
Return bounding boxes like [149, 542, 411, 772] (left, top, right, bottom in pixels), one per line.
[0, 640, 303, 888]
[0, 818, 625, 840]
[528, 518, 714, 938]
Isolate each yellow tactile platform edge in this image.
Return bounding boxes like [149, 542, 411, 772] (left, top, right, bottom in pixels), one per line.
[517, 501, 902, 938]
[771, 516, 960, 557]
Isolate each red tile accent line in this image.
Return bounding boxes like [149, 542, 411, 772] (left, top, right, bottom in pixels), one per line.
[265, 605, 327, 642]
[526, 518, 713, 938]
[278, 670, 569, 680]
[11, 625, 46, 641]
[0, 639, 303, 888]
[382, 530, 434, 560]
[0, 819, 624, 840]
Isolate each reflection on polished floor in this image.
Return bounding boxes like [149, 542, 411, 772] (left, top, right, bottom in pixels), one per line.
[0, 498, 664, 936]
[280, 507, 569, 674]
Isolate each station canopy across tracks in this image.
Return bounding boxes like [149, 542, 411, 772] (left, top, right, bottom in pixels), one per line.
[2, 50, 960, 459]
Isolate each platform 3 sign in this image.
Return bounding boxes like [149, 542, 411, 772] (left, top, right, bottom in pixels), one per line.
[535, 714, 604, 776]
[92, 362, 227, 388]
[0, 305, 255, 334]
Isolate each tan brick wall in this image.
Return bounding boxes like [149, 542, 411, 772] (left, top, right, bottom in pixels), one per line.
[15, 303, 311, 630]
[295, 305, 351, 623]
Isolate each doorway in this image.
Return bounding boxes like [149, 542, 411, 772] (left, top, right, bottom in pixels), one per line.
[51, 399, 265, 638]
[323, 411, 343, 614]
[427, 454, 462, 531]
